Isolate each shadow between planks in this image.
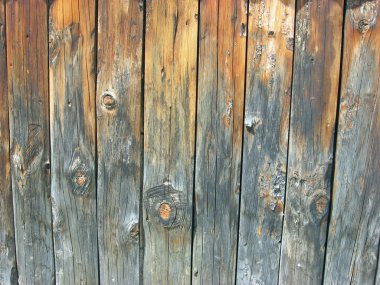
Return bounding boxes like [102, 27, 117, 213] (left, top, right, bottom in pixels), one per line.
[0, 0, 379, 284]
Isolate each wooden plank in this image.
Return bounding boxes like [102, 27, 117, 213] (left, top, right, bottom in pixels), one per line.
[278, 0, 344, 284]
[324, 1, 380, 284]
[49, 1, 98, 284]
[6, 1, 55, 284]
[0, 1, 17, 283]
[96, 0, 143, 283]
[236, 0, 295, 284]
[191, 0, 246, 283]
[143, 0, 198, 283]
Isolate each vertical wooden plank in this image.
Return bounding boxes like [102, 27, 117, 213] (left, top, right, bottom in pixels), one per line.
[0, 1, 17, 283]
[143, 0, 198, 283]
[236, 0, 295, 284]
[192, 0, 246, 283]
[279, 0, 343, 284]
[49, 1, 98, 284]
[324, 1, 380, 284]
[6, 1, 55, 284]
[96, 0, 143, 283]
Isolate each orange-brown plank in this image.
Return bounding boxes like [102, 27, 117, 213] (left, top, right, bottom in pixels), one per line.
[49, 0, 98, 283]
[96, 0, 143, 283]
[0, 1, 17, 283]
[279, 0, 344, 284]
[6, 1, 55, 283]
[143, 0, 198, 283]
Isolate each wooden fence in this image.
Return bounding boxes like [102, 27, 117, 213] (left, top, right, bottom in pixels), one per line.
[0, 0, 379, 284]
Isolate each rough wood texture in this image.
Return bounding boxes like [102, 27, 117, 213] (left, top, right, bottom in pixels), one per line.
[0, 1, 17, 283]
[324, 1, 380, 284]
[279, 0, 343, 284]
[49, 1, 98, 283]
[236, 0, 295, 284]
[192, 0, 246, 283]
[6, 1, 55, 284]
[143, 0, 198, 283]
[96, 0, 143, 283]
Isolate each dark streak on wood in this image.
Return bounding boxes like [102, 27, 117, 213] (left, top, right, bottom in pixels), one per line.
[192, 0, 246, 283]
[237, 0, 295, 284]
[324, 1, 380, 284]
[0, 1, 17, 283]
[6, 0, 55, 284]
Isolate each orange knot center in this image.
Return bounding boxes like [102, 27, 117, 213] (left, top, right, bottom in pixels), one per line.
[159, 202, 172, 221]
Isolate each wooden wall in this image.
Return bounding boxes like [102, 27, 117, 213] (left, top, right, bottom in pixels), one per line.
[0, 0, 379, 284]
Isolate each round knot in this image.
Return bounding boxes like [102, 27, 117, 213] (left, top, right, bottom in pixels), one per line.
[101, 92, 117, 110]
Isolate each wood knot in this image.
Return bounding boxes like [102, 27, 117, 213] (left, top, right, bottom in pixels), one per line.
[129, 222, 139, 238]
[308, 190, 329, 223]
[101, 92, 117, 110]
[244, 114, 262, 134]
[67, 147, 94, 196]
[144, 183, 188, 228]
[350, 1, 378, 33]
[74, 171, 88, 187]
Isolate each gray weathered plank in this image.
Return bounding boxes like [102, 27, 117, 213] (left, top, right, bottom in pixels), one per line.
[143, 0, 198, 283]
[96, 0, 143, 283]
[324, 1, 380, 284]
[49, 1, 98, 284]
[0, 1, 17, 283]
[236, 0, 295, 284]
[6, 1, 55, 284]
[279, 0, 344, 284]
[192, 0, 246, 283]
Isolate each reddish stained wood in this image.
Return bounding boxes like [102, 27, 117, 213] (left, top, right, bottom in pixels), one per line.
[96, 0, 143, 283]
[143, 0, 198, 283]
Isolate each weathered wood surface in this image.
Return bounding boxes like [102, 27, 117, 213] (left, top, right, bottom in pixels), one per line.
[279, 0, 344, 284]
[6, 0, 55, 284]
[324, 1, 380, 284]
[143, 0, 198, 283]
[1, 0, 380, 284]
[191, 0, 246, 284]
[96, 0, 143, 283]
[236, 0, 294, 284]
[49, 1, 98, 283]
[0, 1, 17, 283]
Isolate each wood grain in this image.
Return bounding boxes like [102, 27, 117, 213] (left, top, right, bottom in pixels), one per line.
[191, 0, 246, 283]
[324, 1, 380, 284]
[236, 0, 295, 284]
[6, 1, 55, 284]
[279, 0, 344, 284]
[143, 0, 198, 283]
[49, 0, 98, 283]
[96, 0, 143, 283]
[0, 1, 17, 283]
